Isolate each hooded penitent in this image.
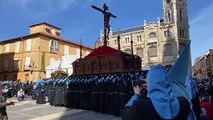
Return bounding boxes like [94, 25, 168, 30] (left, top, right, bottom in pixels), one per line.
[167, 41, 191, 100]
[147, 41, 194, 119]
[147, 64, 180, 119]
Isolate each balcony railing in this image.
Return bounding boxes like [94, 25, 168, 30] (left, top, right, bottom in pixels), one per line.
[50, 47, 58, 53]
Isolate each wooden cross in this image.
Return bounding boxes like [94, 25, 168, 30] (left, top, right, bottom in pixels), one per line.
[92, 3, 116, 46]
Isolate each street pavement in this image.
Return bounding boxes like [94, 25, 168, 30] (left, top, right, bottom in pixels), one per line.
[7, 98, 122, 120]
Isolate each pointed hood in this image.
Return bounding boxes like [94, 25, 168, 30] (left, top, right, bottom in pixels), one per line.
[147, 64, 179, 119]
[167, 41, 191, 99]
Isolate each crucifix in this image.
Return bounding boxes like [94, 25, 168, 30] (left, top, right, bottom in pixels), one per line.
[92, 3, 116, 46]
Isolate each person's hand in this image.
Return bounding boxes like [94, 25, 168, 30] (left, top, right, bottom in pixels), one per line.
[133, 85, 142, 96]
[5, 100, 14, 106]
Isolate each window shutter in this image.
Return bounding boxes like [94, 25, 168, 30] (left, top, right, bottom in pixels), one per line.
[25, 57, 31, 69]
[56, 41, 59, 50]
[49, 40, 52, 51]
[64, 45, 69, 55]
[0, 45, 3, 53]
[76, 47, 80, 57]
[15, 42, 20, 53]
[14, 58, 19, 70]
[5, 44, 10, 53]
[26, 39, 32, 51]
[41, 52, 45, 70]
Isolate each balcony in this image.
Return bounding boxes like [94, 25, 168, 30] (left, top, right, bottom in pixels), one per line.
[50, 47, 58, 53]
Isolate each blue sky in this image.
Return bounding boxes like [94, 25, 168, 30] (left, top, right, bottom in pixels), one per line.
[0, 0, 213, 65]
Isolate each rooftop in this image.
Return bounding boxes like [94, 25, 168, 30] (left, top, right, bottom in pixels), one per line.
[30, 22, 61, 30]
[112, 26, 144, 36]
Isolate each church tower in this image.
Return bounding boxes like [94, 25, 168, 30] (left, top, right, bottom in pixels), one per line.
[163, 0, 190, 54]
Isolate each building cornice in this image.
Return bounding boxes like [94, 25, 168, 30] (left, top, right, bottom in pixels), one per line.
[0, 32, 94, 50]
[30, 22, 61, 30]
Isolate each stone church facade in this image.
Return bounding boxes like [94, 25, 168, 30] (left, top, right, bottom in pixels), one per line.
[99, 0, 190, 68]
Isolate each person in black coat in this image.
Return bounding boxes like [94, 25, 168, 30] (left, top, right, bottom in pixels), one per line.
[36, 79, 46, 104]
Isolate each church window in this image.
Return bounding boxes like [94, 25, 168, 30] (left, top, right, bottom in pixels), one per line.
[179, 30, 185, 38]
[149, 46, 157, 57]
[137, 35, 142, 43]
[164, 44, 172, 56]
[168, 10, 171, 22]
[179, 43, 185, 55]
[148, 33, 157, 43]
[114, 40, 117, 45]
[136, 48, 143, 58]
[182, 30, 185, 37]
[149, 33, 157, 38]
[180, 10, 183, 21]
[164, 30, 170, 37]
[125, 37, 130, 44]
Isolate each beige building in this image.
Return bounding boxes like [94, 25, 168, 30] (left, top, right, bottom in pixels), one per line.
[99, 0, 190, 67]
[0, 22, 93, 81]
[192, 49, 213, 80]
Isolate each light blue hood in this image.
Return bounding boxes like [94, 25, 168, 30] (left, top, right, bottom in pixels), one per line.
[147, 64, 179, 119]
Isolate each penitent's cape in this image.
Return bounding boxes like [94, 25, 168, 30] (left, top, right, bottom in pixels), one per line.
[147, 64, 180, 119]
[148, 41, 194, 119]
